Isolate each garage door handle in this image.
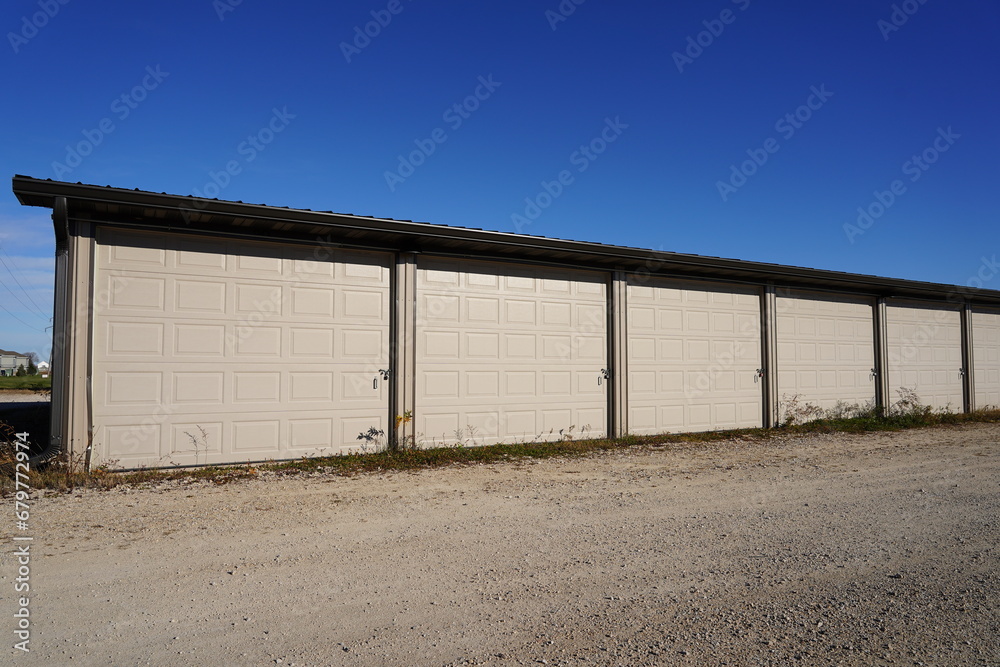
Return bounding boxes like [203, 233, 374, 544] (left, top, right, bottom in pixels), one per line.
[598, 368, 611, 385]
[375, 368, 391, 389]
[959, 368, 966, 378]
[754, 368, 765, 383]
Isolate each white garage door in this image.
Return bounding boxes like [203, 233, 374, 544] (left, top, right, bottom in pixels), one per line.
[775, 290, 875, 419]
[627, 277, 762, 435]
[886, 301, 964, 412]
[416, 258, 607, 447]
[92, 230, 391, 467]
[973, 307, 1000, 409]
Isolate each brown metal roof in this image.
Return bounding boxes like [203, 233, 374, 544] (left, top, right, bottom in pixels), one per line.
[12, 174, 1000, 306]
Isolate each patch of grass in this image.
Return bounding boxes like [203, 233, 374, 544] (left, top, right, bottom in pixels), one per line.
[3, 407, 999, 495]
[780, 406, 1000, 434]
[0, 376, 51, 391]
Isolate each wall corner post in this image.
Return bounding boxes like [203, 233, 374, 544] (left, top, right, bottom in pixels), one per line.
[51, 201, 95, 464]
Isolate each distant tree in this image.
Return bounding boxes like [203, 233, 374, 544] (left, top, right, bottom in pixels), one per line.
[27, 352, 39, 365]
[27, 358, 37, 375]
[15, 364, 26, 377]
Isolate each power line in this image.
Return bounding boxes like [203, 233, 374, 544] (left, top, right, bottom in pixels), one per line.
[0, 301, 46, 332]
[0, 279, 49, 323]
[0, 252, 49, 316]
[0, 248, 49, 319]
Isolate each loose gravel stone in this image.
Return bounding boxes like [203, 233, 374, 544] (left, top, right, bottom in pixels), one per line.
[2, 423, 997, 665]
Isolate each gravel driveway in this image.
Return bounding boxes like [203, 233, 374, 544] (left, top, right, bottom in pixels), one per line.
[0, 389, 50, 411]
[3, 423, 998, 666]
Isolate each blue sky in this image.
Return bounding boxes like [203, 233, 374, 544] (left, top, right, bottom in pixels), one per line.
[2, 0, 998, 359]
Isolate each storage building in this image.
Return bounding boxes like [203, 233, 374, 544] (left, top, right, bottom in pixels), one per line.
[13, 176, 1000, 468]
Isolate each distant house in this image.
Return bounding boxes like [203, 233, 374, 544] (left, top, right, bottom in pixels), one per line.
[37, 361, 50, 378]
[0, 349, 30, 376]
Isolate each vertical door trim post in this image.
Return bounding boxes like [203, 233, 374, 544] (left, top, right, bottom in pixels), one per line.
[393, 252, 418, 447]
[874, 297, 891, 414]
[762, 284, 778, 428]
[961, 301, 976, 413]
[609, 271, 629, 438]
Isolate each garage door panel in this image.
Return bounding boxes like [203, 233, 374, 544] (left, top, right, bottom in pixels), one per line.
[287, 372, 333, 402]
[177, 279, 228, 313]
[170, 422, 224, 457]
[174, 323, 225, 356]
[887, 301, 963, 412]
[688, 404, 711, 427]
[737, 372, 758, 392]
[629, 337, 655, 361]
[541, 301, 571, 326]
[105, 320, 165, 356]
[796, 371, 817, 389]
[290, 286, 334, 318]
[686, 339, 711, 361]
[627, 277, 762, 435]
[465, 412, 500, 438]
[288, 419, 333, 450]
[575, 408, 605, 432]
[173, 372, 226, 404]
[104, 371, 162, 406]
[235, 326, 281, 357]
[775, 291, 875, 418]
[108, 242, 166, 268]
[421, 414, 461, 443]
[93, 229, 390, 467]
[105, 274, 166, 311]
[416, 258, 607, 447]
[104, 423, 162, 460]
[631, 406, 656, 430]
[540, 409, 572, 432]
[178, 246, 226, 271]
[467, 371, 499, 397]
[229, 419, 279, 452]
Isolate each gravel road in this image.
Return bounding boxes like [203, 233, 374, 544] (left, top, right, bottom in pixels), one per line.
[0, 389, 49, 410]
[3, 423, 998, 666]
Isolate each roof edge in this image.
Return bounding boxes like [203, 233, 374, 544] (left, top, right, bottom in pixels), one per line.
[12, 175, 1000, 305]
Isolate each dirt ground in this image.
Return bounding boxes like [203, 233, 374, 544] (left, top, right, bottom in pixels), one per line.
[3, 423, 998, 666]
